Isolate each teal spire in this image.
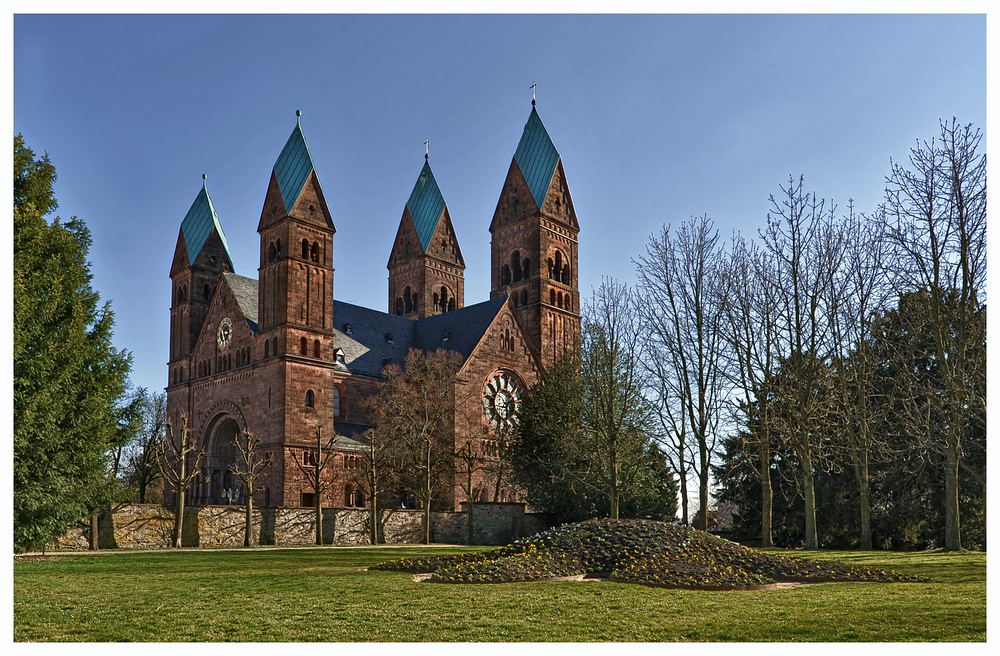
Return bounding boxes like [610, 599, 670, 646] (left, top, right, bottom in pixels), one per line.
[273, 110, 317, 214]
[180, 174, 233, 268]
[405, 159, 447, 251]
[513, 106, 560, 210]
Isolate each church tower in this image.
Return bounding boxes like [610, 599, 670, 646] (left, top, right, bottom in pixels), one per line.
[387, 151, 465, 318]
[490, 101, 580, 368]
[255, 112, 338, 464]
[168, 175, 233, 385]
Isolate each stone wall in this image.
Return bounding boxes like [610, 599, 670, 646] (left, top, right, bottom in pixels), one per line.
[50, 502, 552, 550]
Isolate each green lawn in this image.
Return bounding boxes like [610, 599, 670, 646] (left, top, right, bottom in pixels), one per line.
[13, 545, 985, 642]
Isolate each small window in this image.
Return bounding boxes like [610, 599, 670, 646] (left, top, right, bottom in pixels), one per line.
[301, 492, 315, 508]
[344, 323, 353, 335]
[310, 242, 320, 263]
[334, 348, 346, 364]
[300, 337, 308, 355]
[268, 242, 276, 262]
[385, 333, 394, 344]
[302, 239, 310, 259]
[334, 387, 342, 417]
[264, 340, 270, 358]
[305, 390, 315, 407]
[313, 339, 321, 358]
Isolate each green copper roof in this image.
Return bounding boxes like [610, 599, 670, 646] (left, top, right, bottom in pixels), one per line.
[180, 178, 233, 268]
[405, 160, 447, 251]
[513, 106, 560, 209]
[273, 118, 316, 215]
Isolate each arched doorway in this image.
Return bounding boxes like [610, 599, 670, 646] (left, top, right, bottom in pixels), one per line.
[200, 414, 241, 505]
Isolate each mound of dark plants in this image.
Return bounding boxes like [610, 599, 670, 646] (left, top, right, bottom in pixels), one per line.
[370, 519, 926, 589]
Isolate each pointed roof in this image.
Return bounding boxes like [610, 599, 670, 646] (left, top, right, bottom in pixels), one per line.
[513, 106, 561, 209]
[180, 176, 233, 268]
[273, 112, 319, 215]
[405, 160, 447, 251]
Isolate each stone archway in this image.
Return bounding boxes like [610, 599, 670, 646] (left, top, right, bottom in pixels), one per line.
[197, 413, 241, 505]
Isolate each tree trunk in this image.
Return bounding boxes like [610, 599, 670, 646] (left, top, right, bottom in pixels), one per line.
[173, 487, 185, 549]
[244, 495, 253, 548]
[698, 442, 709, 532]
[315, 495, 323, 546]
[467, 502, 474, 546]
[760, 439, 774, 549]
[944, 437, 962, 550]
[801, 452, 818, 549]
[855, 454, 872, 551]
[423, 440, 432, 545]
[370, 496, 379, 546]
[89, 513, 99, 550]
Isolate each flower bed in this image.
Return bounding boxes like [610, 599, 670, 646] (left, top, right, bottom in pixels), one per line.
[371, 519, 926, 589]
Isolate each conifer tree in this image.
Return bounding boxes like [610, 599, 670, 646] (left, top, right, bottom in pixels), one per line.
[14, 135, 132, 552]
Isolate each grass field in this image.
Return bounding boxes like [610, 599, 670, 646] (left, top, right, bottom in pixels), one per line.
[13, 545, 985, 642]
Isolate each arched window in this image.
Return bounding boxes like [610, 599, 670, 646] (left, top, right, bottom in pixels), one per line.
[547, 257, 555, 279]
[403, 286, 413, 313]
[511, 251, 522, 282]
[522, 258, 530, 279]
[550, 289, 556, 305]
[268, 242, 276, 262]
[305, 390, 315, 407]
[412, 292, 418, 312]
[448, 298, 456, 312]
[333, 387, 342, 417]
[275, 239, 282, 258]
[440, 286, 449, 313]
[310, 242, 320, 263]
[272, 337, 278, 355]
[204, 284, 211, 300]
[562, 263, 571, 284]
[313, 339, 321, 358]
[301, 239, 309, 259]
[501, 264, 511, 286]
[433, 292, 440, 312]
[558, 291, 564, 309]
[554, 251, 563, 282]
[395, 297, 404, 315]
[344, 484, 355, 507]
[300, 337, 307, 355]
[264, 340, 270, 359]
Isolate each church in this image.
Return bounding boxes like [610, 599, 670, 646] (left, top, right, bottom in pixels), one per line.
[165, 101, 581, 513]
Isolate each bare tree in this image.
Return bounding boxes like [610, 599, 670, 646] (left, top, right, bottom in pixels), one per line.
[157, 415, 204, 548]
[291, 426, 338, 546]
[825, 203, 892, 550]
[882, 119, 986, 550]
[759, 176, 844, 549]
[719, 235, 781, 547]
[636, 215, 730, 531]
[228, 430, 272, 547]
[122, 390, 166, 504]
[370, 348, 461, 544]
[357, 407, 404, 545]
[580, 278, 654, 519]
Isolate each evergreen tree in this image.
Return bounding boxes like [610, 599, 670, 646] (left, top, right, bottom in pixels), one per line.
[13, 135, 132, 552]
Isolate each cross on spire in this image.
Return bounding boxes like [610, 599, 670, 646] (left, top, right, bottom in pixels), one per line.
[424, 139, 429, 160]
[531, 82, 537, 106]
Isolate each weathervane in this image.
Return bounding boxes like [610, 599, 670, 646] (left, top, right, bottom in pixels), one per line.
[531, 82, 537, 106]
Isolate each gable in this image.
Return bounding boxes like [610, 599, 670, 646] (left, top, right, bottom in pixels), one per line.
[387, 209, 421, 268]
[489, 160, 539, 233]
[426, 207, 465, 268]
[540, 159, 579, 230]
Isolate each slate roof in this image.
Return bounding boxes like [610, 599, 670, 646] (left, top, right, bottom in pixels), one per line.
[223, 273, 260, 334]
[405, 160, 447, 252]
[513, 106, 561, 210]
[331, 297, 508, 377]
[273, 117, 318, 215]
[180, 178, 234, 269]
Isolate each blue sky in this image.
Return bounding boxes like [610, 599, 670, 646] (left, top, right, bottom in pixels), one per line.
[12, 11, 987, 396]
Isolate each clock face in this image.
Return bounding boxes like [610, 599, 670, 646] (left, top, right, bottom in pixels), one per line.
[216, 317, 233, 349]
[483, 372, 522, 431]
